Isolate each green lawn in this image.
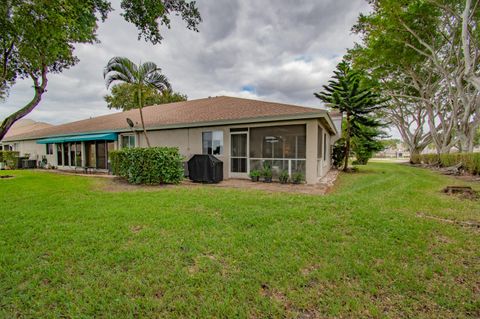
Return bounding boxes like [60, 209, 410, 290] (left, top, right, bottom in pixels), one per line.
[0, 163, 479, 318]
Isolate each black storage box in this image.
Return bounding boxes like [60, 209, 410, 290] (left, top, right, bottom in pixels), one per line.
[22, 159, 37, 169]
[187, 154, 223, 183]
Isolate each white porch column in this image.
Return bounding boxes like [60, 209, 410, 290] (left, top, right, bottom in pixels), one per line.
[305, 120, 319, 185]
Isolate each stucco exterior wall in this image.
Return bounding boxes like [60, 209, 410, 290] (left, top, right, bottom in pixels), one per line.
[10, 140, 55, 163]
[6, 117, 337, 184]
[136, 119, 334, 184]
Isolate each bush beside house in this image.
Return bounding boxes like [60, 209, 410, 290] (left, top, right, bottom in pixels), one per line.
[0, 151, 20, 169]
[411, 153, 480, 175]
[110, 147, 184, 184]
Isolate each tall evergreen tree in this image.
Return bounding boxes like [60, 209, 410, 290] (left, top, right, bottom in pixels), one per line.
[315, 61, 386, 171]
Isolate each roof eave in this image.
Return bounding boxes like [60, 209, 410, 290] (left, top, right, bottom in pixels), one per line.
[3, 111, 337, 142]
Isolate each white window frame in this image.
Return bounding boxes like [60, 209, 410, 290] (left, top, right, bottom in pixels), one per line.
[120, 134, 136, 149]
[202, 131, 224, 155]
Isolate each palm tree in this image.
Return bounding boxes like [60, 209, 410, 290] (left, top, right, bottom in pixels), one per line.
[103, 57, 171, 147]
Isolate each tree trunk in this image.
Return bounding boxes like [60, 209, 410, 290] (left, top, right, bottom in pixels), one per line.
[409, 147, 421, 164]
[0, 66, 48, 140]
[343, 113, 351, 172]
[138, 86, 151, 147]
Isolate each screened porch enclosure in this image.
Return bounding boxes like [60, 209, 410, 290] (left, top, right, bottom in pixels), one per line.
[55, 140, 114, 169]
[37, 133, 117, 170]
[246, 124, 306, 178]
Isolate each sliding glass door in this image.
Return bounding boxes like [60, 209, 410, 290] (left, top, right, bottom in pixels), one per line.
[96, 141, 107, 169]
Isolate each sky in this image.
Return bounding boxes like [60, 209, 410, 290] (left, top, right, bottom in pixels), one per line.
[1, 0, 371, 126]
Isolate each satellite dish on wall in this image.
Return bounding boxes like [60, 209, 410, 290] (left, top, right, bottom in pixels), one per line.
[126, 118, 134, 128]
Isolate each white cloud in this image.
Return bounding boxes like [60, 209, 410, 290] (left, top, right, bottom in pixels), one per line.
[0, 0, 371, 125]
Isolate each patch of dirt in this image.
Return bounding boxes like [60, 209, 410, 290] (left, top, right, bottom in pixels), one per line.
[187, 253, 233, 276]
[416, 212, 480, 231]
[300, 264, 321, 276]
[259, 283, 290, 306]
[41, 278, 51, 286]
[442, 186, 479, 200]
[0, 175, 14, 179]
[130, 225, 144, 234]
[96, 176, 334, 195]
[319, 169, 339, 194]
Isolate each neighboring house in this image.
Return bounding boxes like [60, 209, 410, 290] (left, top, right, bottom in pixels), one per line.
[3, 96, 340, 184]
[0, 119, 53, 152]
[376, 143, 411, 158]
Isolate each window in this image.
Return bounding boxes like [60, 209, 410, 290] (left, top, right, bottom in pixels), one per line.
[75, 142, 82, 166]
[323, 133, 327, 161]
[63, 143, 69, 166]
[121, 135, 135, 148]
[85, 141, 95, 167]
[46, 143, 53, 155]
[69, 143, 76, 166]
[202, 131, 223, 155]
[57, 144, 63, 166]
[317, 127, 323, 159]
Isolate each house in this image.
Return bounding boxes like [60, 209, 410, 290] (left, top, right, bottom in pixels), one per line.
[2, 96, 341, 184]
[376, 142, 411, 159]
[0, 119, 53, 151]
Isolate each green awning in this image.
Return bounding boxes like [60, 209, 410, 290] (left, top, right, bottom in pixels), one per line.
[37, 133, 118, 144]
[36, 136, 69, 144]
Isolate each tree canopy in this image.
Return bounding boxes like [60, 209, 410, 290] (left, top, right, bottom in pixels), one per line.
[104, 56, 174, 147]
[104, 83, 187, 111]
[349, 0, 480, 155]
[315, 61, 386, 171]
[0, 0, 201, 140]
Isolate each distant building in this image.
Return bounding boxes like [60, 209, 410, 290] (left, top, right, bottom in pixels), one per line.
[376, 142, 410, 158]
[0, 119, 53, 152]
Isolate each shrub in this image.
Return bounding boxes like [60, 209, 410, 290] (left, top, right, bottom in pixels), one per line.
[110, 147, 184, 184]
[248, 169, 261, 178]
[0, 151, 20, 169]
[416, 152, 480, 175]
[353, 154, 370, 165]
[292, 172, 304, 184]
[261, 162, 272, 178]
[423, 154, 440, 165]
[332, 138, 346, 168]
[279, 170, 289, 183]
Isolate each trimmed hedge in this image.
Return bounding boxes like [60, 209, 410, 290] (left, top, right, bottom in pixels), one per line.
[412, 152, 480, 175]
[110, 147, 184, 184]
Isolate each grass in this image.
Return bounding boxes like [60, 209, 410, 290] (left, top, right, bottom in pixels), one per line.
[0, 163, 479, 318]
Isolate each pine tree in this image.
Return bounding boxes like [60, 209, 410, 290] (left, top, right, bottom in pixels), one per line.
[315, 61, 386, 171]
